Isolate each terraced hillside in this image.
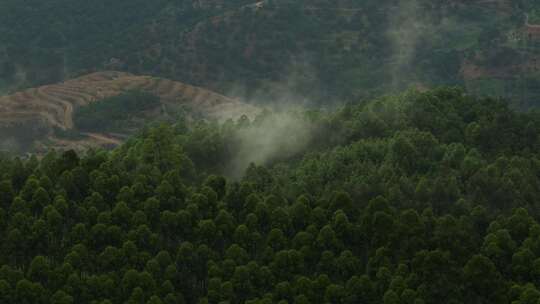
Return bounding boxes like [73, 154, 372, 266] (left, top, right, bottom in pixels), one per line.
[0, 71, 259, 152]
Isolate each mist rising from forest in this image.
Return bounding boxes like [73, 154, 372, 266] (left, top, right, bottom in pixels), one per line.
[387, 0, 429, 89]
[226, 112, 316, 179]
[225, 56, 321, 108]
[217, 55, 324, 178]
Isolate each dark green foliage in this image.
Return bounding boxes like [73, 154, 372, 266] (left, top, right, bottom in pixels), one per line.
[73, 90, 160, 132]
[0, 122, 50, 153]
[0, 88, 538, 303]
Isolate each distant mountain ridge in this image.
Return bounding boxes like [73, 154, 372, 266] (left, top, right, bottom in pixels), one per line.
[1, 0, 540, 107]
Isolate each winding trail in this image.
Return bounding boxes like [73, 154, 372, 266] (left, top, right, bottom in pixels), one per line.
[82, 133, 122, 146]
[38, 86, 75, 129]
[525, 13, 540, 28]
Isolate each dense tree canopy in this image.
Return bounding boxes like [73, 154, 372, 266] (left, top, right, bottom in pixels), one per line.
[0, 88, 538, 303]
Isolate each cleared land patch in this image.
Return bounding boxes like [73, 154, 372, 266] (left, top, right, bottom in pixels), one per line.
[0, 71, 259, 152]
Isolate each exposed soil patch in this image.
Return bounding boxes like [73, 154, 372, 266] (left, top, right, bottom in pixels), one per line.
[0, 71, 260, 152]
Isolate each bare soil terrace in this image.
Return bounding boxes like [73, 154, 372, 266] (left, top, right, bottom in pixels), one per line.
[0, 71, 259, 151]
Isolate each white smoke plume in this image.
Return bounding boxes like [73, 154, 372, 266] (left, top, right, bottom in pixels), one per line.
[226, 111, 316, 178]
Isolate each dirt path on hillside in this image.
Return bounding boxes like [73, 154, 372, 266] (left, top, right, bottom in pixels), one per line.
[37, 86, 74, 129]
[525, 13, 540, 28]
[304, 8, 363, 11]
[82, 133, 122, 146]
[59, 98, 73, 130]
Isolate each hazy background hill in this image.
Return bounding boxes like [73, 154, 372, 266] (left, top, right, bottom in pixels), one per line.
[2, 0, 540, 107]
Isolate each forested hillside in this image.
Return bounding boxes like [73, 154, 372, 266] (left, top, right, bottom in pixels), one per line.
[0, 88, 539, 303]
[2, 1, 540, 303]
[3, 0, 540, 107]
[0, 0, 253, 91]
